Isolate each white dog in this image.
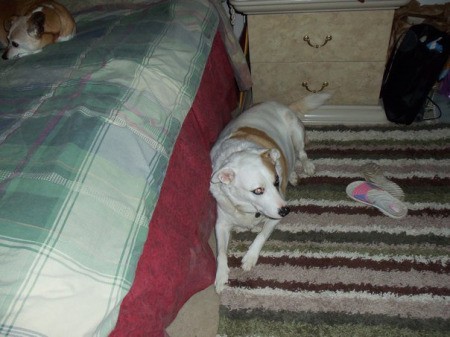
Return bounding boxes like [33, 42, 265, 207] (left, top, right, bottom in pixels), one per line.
[210, 93, 329, 293]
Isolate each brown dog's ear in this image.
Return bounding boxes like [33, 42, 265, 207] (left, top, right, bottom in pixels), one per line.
[27, 12, 45, 38]
[4, 16, 17, 32]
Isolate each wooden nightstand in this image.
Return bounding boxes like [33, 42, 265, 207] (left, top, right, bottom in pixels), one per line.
[230, 0, 409, 125]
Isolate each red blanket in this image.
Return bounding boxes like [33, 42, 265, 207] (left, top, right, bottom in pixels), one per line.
[110, 32, 237, 337]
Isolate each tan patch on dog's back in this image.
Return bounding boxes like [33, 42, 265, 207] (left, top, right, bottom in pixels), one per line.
[231, 127, 288, 194]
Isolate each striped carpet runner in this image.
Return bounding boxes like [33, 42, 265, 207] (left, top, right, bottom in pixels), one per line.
[218, 123, 450, 337]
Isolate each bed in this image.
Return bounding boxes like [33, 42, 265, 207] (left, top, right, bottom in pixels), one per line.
[0, 0, 251, 336]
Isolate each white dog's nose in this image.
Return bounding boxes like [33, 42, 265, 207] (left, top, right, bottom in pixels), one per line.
[278, 206, 290, 217]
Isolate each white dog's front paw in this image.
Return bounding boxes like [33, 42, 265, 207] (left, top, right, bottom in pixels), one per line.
[303, 160, 315, 176]
[289, 171, 299, 186]
[215, 266, 230, 293]
[241, 252, 258, 271]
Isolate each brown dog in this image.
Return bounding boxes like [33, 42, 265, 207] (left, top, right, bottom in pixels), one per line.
[0, 0, 76, 60]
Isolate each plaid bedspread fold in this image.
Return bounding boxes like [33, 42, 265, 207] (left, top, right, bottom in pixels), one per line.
[0, 1, 218, 335]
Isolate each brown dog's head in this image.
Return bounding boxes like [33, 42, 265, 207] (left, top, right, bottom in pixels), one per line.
[2, 9, 57, 60]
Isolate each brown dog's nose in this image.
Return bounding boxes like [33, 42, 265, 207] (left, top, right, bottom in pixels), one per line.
[278, 206, 290, 217]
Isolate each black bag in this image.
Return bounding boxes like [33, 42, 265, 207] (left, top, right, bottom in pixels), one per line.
[381, 24, 450, 125]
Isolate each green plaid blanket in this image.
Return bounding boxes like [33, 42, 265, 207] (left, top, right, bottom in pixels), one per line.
[0, 1, 218, 335]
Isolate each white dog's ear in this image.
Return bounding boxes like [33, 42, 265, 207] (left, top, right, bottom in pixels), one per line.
[211, 167, 235, 184]
[262, 148, 280, 163]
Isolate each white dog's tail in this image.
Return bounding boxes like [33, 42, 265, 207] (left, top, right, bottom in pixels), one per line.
[288, 93, 331, 117]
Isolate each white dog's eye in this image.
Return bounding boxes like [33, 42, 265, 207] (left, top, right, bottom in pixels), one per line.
[252, 187, 264, 195]
[12, 41, 19, 48]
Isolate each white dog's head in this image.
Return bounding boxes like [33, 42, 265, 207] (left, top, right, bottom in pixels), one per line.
[211, 148, 290, 219]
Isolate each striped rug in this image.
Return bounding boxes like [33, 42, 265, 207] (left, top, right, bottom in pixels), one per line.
[217, 122, 450, 337]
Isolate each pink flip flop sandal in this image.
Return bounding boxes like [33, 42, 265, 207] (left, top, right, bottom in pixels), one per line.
[346, 181, 408, 219]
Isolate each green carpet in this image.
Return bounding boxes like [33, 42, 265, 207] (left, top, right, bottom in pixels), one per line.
[218, 122, 450, 337]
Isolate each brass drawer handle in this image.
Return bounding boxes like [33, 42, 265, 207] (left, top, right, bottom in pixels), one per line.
[302, 81, 329, 93]
[303, 35, 332, 48]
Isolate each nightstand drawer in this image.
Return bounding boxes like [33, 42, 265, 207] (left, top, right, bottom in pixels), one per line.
[248, 11, 393, 63]
[251, 61, 385, 105]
